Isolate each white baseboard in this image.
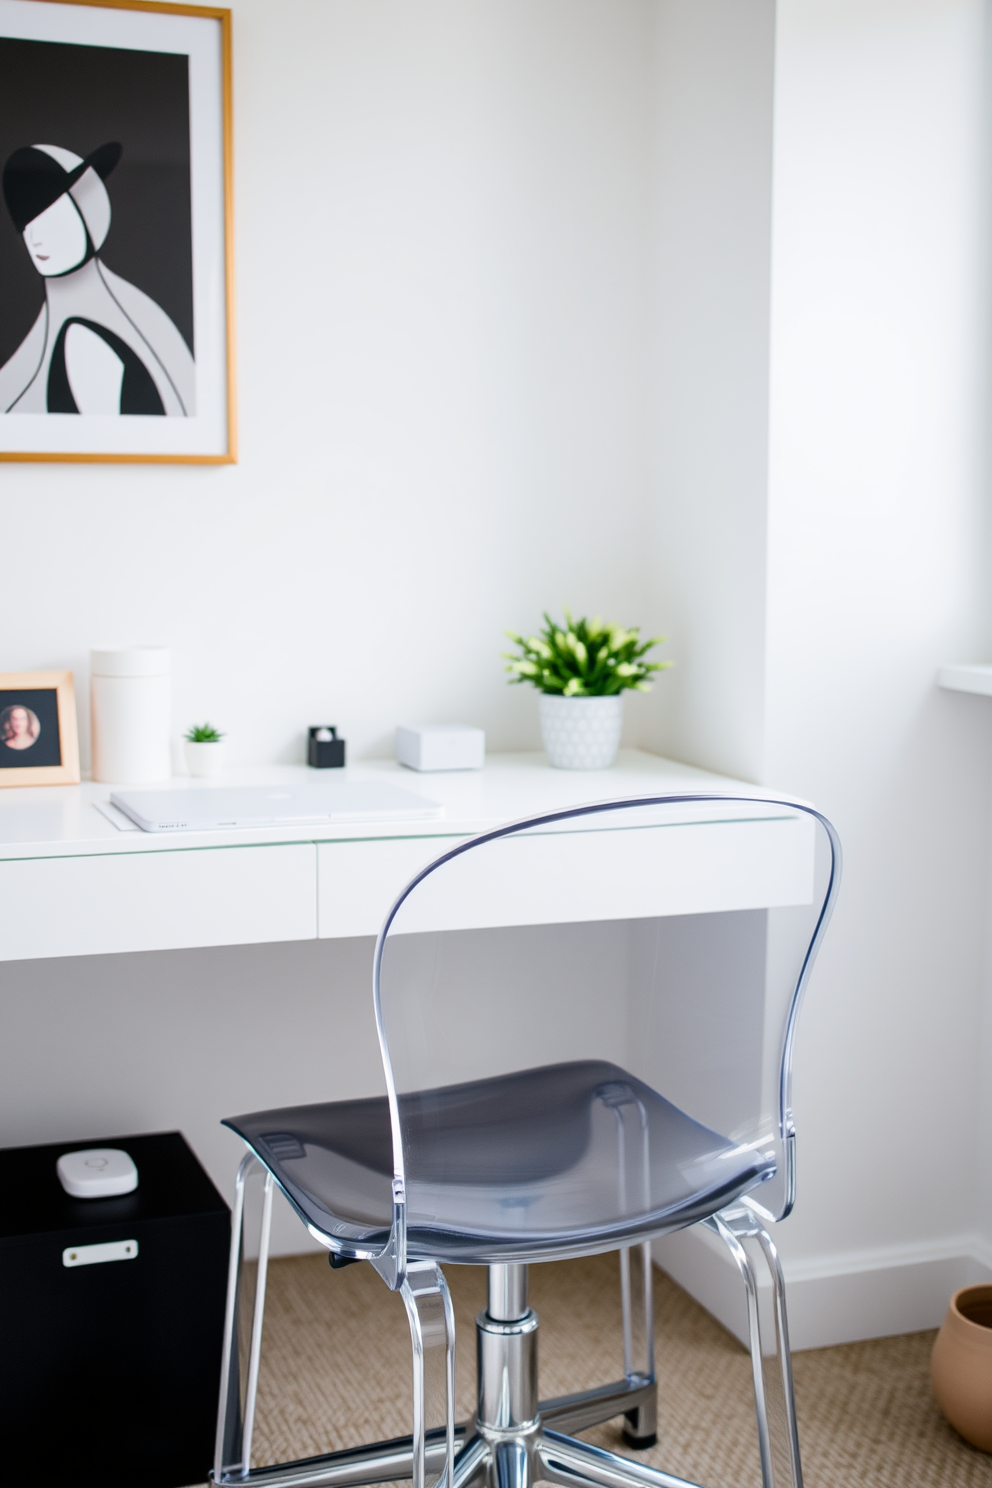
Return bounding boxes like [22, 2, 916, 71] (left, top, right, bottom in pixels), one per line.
[653, 1226, 992, 1351]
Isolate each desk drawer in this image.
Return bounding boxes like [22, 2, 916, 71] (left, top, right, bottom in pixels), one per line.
[318, 815, 814, 939]
[0, 844, 317, 961]
[317, 837, 462, 939]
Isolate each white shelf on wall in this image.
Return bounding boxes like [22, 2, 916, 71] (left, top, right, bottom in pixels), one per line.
[938, 664, 992, 696]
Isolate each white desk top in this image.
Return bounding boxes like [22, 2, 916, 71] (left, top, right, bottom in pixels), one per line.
[0, 749, 758, 861]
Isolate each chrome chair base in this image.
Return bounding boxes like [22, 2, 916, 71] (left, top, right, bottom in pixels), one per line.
[212, 1164, 802, 1488]
[212, 1300, 668, 1488]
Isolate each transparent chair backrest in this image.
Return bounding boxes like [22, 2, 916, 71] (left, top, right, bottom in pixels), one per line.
[373, 795, 839, 1259]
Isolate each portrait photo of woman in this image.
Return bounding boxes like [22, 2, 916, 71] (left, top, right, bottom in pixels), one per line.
[0, 703, 40, 750]
[0, 674, 77, 783]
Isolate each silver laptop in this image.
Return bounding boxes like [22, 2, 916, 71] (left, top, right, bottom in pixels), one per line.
[111, 781, 443, 833]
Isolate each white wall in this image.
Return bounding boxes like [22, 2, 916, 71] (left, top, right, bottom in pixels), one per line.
[3, 0, 992, 1345]
[765, 0, 992, 1333]
[654, 0, 992, 1348]
[768, 0, 989, 1231]
[0, 0, 655, 770]
[644, 0, 776, 783]
[0, 0, 662, 1256]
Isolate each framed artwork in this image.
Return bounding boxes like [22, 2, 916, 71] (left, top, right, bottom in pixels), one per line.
[0, 670, 80, 785]
[0, 0, 234, 463]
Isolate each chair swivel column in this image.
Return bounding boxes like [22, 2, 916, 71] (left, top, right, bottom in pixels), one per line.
[477, 1265, 539, 1439]
[489, 1265, 529, 1325]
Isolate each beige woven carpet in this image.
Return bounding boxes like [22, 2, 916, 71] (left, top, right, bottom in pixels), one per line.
[230, 1252, 991, 1488]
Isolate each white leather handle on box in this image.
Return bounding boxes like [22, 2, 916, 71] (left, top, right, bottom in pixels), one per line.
[63, 1239, 138, 1267]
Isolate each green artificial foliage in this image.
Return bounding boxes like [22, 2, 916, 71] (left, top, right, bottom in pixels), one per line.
[184, 722, 225, 742]
[504, 610, 670, 697]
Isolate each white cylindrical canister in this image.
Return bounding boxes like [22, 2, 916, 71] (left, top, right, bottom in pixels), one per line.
[90, 647, 172, 784]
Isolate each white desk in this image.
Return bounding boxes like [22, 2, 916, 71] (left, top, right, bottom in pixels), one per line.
[0, 750, 775, 962]
[0, 749, 806, 1267]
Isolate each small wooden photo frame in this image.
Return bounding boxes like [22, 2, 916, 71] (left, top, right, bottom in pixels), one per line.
[0, 671, 79, 786]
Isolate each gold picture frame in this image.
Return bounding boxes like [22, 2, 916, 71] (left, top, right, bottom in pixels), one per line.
[0, 0, 235, 462]
[0, 671, 80, 786]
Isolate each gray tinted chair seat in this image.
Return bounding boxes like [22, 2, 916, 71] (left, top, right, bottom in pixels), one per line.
[226, 1060, 774, 1260]
[212, 795, 840, 1488]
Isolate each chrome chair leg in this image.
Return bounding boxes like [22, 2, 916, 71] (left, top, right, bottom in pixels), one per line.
[602, 1083, 658, 1450]
[214, 1152, 260, 1481]
[213, 1249, 465, 1488]
[216, 1429, 470, 1488]
[451, 1434, 489, 1488]
[400, 1261, 457, 1488]
[619, 1243, 657, 1447]
[707, 1210, 803, 1488]
[539, 1243, 654, 1439]
[243, 1169, 276, 1470]
[754, 1225, 803, 1488]
[537, 1429, 701, 1488]
[492, 1437, 531, 1488]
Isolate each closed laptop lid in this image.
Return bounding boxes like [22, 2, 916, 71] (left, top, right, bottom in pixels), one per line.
[110, 782, 443, 832]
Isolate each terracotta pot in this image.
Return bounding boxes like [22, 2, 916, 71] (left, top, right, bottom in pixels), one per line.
[931, 1284, 992, 1450]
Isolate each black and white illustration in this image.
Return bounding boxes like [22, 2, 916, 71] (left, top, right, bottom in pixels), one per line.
[1, 135, 195, 416]
[0, 1, 232, 461]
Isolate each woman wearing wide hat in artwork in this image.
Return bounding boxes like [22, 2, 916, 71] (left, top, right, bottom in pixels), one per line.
[0, 141, 194, 416]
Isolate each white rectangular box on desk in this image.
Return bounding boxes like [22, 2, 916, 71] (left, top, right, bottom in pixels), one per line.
[396, 724, 485, 772]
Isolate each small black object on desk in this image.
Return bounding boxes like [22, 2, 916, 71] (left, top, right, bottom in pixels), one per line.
[308, 724, 346, 768]
[0, 1130, 229, 1488]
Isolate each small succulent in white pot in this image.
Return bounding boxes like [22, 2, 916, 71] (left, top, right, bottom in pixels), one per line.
[184, 722, 226, 778]
[504, 610, 670, 770]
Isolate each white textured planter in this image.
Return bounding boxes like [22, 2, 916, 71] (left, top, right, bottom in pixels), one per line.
[539, 695, 623, 770]
[185, 740, 226, 777]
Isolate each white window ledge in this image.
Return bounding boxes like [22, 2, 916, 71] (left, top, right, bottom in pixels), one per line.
[938, 664, 992, 696]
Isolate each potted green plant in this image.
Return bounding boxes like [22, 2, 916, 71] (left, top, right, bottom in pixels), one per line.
[504, 610, 669, 769]
[184, 722, 226, 778]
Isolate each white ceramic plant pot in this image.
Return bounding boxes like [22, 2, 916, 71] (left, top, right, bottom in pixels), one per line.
[539, 694, 623, 770]
[185, 740, 226, 778]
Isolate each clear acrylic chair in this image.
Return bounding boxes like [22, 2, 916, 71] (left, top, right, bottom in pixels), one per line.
[213, 794, 840, 1488]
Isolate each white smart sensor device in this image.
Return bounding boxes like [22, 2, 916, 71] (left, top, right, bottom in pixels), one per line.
[56, 1148, 138, 1199]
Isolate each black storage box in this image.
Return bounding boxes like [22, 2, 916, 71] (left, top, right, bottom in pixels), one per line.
[0, 1131, 230, 1488]
[308, 725, 346, 768]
